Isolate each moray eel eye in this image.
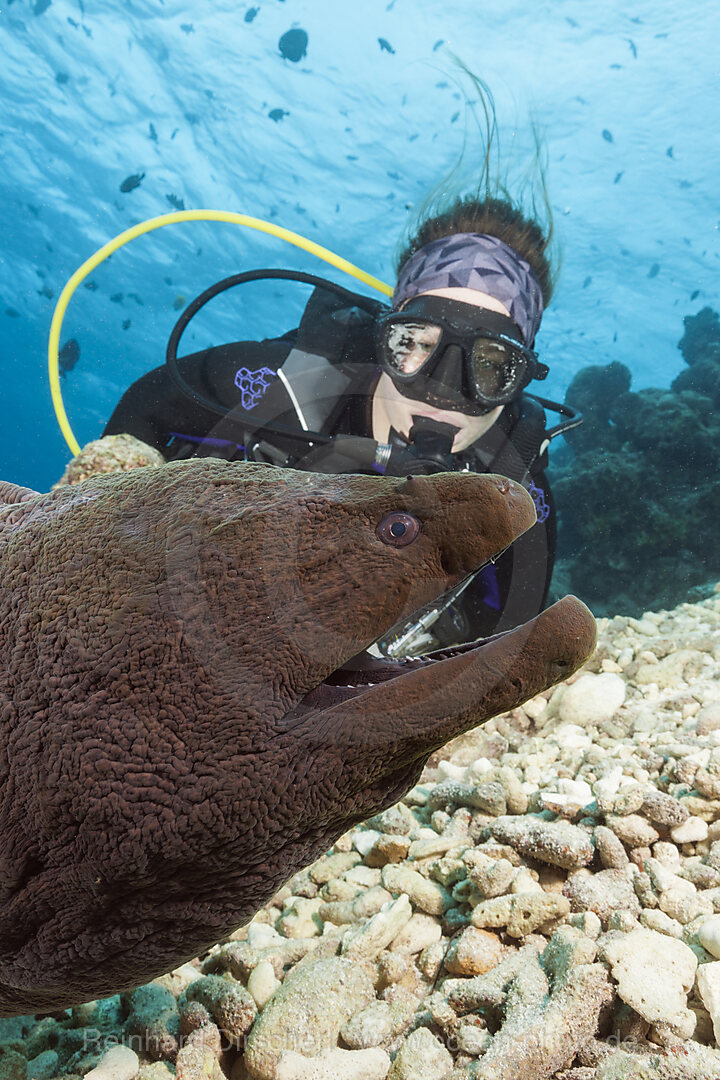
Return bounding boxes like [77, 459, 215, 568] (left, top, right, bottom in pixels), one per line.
[376, 511, 421, 547]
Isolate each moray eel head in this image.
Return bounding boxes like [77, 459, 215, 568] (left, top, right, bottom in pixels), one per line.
[0, 461, 595, 1013]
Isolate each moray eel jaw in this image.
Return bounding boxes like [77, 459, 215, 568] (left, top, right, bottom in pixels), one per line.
[282, 594, 596, 825]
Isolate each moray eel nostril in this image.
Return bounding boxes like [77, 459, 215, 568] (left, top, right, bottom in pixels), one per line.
[0, 460, 595, 1014]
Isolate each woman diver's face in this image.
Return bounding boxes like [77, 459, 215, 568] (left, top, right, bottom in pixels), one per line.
[372, 374, 503, 452]
[372, 286, 511, 453]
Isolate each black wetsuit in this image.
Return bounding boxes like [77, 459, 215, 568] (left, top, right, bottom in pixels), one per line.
[104, 287, 556, 645]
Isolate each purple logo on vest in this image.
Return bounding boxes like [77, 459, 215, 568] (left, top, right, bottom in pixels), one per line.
[528, 480, 550, 523]
[234, 366, 277, 409]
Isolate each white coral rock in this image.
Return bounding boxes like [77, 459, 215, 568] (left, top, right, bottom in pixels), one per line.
[602, 927, 697, 1039]
[559, 673, 627, 727]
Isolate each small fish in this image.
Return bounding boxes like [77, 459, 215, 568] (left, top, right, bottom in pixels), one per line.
[666, 146, 674, 159]
[582, 276, 592, 289]
[180, 23, 194, 34]
[602, 129, 614, 143]
[59, 337, 80, 378]
[648, 263, 660, 279]
[55, 72, 69, 85]
[432, 39, 444, 51]
[122, 318, 132, 330]
[614, 171, 624, 184]
[149, 123, 158, 143]
[268, 108, 289, 122]
[110, 293, 124, 304]
[378, 37, 395, 53]
[626, 38, 637, 58]
[690, 290, 700, 300]
[83, 281, 98, 291]
[4, 308, 20, 319]
[37, 285, 54, 299]
[120, 173, 145, 193]
[278, 28, 308, 62]
[166, 193, 185, 210]
[244, 6, 259, 22]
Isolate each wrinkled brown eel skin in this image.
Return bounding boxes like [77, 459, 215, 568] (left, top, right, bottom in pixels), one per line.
[0, 461, 595, 1013]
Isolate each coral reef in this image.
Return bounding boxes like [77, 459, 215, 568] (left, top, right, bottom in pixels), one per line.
[549, 307, 720, 616]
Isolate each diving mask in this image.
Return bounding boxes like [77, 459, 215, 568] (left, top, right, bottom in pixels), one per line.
[376, 295, 548, 416]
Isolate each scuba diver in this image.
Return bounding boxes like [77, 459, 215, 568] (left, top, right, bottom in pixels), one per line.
[103, 195, 580, 655]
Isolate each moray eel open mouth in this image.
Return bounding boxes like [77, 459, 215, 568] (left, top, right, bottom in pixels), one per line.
[288, 641, 491, 719]
[287, 593, 596, 725]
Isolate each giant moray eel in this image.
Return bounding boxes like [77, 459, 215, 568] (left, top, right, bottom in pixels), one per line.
[0, 460, 595, 1014]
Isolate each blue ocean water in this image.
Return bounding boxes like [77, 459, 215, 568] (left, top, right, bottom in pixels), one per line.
[0, 0, 718, 500]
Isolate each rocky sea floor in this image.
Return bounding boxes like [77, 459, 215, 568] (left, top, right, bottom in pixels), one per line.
[4, 587, 720, 1080]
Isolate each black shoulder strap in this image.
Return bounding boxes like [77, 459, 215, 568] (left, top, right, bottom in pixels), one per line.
[485, 394, 549, 483]
[509, 394, 549, 469]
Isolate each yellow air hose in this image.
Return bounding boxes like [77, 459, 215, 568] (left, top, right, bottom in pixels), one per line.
[48, 210, 393, 455]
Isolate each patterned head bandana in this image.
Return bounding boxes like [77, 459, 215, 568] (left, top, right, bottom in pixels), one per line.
[393, 232, 544, 345]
